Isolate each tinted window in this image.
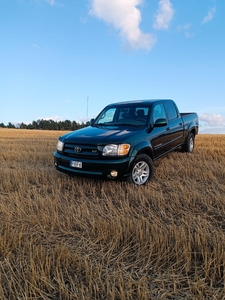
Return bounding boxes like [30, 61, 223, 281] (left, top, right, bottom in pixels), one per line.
[118, 106, 149, 125]
[96, 107, 116, 123]
[95, 105, 150, 126]
[118, 107, 132, 120]
[134, 107, 149, 117]
[153, 104, 167, 123]
[164, 102, 178, 120]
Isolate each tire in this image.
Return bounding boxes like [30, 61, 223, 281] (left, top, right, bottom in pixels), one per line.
[129, 154, 154, 185]
[182, 133, 195, 153]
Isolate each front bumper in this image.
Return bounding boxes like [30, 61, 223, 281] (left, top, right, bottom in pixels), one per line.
[54, 151, 132, 179]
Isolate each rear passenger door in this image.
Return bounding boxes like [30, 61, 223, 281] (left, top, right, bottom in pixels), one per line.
[163, 101, 184, 148]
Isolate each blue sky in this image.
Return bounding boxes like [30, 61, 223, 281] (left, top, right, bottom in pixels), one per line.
[1, 0, 225, 133]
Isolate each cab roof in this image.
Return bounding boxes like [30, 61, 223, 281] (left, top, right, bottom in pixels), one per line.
[107, 99, 174, 106]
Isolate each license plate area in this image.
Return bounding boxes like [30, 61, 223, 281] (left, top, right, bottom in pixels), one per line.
[70, 161, 82, 168]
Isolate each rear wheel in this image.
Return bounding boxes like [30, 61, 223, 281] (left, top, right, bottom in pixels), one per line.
[182, 133, 195, 153]
[129, 154, 154, 185]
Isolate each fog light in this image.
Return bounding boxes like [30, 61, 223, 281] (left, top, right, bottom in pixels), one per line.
[110, 170, 118, 177]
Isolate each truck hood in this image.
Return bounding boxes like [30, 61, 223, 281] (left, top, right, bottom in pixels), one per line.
[61, 125, 142, 144]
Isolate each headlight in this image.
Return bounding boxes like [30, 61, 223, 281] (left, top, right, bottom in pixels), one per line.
[102, 144, 130, 156]
[57, 140, 64, 152]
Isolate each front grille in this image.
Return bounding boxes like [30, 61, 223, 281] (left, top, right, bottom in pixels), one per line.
[63, 143, 100, 159]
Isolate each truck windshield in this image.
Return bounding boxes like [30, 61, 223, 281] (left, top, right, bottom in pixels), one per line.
[94, 105, 150, 126]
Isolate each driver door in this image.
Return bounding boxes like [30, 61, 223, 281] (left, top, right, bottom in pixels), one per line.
[150, 103, 169, 158]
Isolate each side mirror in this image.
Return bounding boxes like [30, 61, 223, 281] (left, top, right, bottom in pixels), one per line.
[154, 118, 167, 127]
[90, 118, 95, 126]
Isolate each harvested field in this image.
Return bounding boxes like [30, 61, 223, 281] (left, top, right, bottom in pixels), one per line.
[0, 128, 225, 299]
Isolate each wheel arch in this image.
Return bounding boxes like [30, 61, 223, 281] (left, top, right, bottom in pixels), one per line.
[130, 141, 154, 160]
[128, 142, 153, 173]
[184, 124, 198, 143]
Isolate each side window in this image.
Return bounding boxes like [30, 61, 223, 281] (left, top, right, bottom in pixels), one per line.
[153, 104, 166, 123]
[164, 102, 178, 120]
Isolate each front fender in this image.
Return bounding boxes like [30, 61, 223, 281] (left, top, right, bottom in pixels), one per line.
[128, 140, 153, 166]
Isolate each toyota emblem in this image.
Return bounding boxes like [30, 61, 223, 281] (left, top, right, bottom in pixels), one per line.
[74, 146, 82, 153]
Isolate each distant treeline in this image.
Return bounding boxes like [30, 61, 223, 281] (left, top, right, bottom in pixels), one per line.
[0, 119, 90, 131]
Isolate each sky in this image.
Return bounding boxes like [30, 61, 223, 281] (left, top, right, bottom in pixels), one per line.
[1, 0, 225, 133]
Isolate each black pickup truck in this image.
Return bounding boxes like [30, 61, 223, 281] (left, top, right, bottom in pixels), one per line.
[54, 99, 198, 185]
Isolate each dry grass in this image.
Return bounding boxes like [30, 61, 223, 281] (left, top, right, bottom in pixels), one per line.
[0, 128, 225, 299]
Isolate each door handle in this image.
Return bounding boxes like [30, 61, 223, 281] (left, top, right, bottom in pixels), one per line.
[166, 127, 170, 131]
[179, 122, 182, 126]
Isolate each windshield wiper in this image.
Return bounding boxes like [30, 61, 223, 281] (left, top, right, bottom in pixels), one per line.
[94, 122, 142, 127]
[113, 123, 140, 127]
[94, 123, 110, 126]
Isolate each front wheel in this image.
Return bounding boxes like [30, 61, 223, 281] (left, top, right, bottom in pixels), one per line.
[182, 133, 195, 153]
[129, 154, 154, 185]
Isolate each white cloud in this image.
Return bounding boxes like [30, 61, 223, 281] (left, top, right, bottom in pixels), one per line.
[90, 0, 156, 51]
[199, 123, 225, 134]
[153, 0, 174, 30]
[46, 0, 55, 5]
[34, 0, 56, 5]
[32, 43, 40, 49]
[201, 6, 216, 24]
[176, 23, 190, 32]
[185, 31, 195, 39]
[63, 99, 72, 104]
[41, 116, 62, 122]
[199, 113, 225, 127]
[176, 23, 195, 38]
